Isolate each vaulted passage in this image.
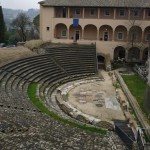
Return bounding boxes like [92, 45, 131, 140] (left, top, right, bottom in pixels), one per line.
[55, 23, 67, 39]
[97, 55, 105, 69]
[128, 47, 140, 61]
[114, 46, 126, 61]
[84, 25, 97, 40]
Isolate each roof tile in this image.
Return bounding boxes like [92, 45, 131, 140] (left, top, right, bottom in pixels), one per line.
[39, 0, 150, 8]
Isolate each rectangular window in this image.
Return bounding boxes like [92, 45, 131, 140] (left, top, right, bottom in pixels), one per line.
[119, 9, 125, 16]
[75, 8, 81, 15]
[90, 8, 95, 16]
[117, 32, 124, 40]
[47, 27, 50, 31]
[147, 9, 150, 16]
[146, 34, 150, 41]
[61, 30, 67, 37]
[104, 8, 110, 16]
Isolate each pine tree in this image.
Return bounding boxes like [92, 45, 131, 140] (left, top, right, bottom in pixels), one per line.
[0, 5, 6, 43]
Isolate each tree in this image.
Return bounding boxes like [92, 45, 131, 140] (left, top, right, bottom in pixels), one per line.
[125, 5, 144, 62]
[11, 13, 31, 42]
[0, 5, 6, 43]
[128, 8, 143, 47]
[33, 14, 39, 33]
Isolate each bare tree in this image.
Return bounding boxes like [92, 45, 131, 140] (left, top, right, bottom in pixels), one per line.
[11, 13, 31, 42]
[125, 5, 145, 61]
[129, 7, 143, 47]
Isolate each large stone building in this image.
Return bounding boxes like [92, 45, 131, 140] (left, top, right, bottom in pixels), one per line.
[39, 0, 150, 63]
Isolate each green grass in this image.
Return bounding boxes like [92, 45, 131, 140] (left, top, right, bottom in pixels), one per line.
[122, 74, 150, 141]
[122, 74, 147, 113]
[28, 83, 107, 134]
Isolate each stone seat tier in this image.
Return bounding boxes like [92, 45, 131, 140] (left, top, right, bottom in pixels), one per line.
[0, 54, 49, 71]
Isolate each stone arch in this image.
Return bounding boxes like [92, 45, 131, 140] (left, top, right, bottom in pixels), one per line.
[143, 48, 148, 61]
[114, 25, 127, 41]
[99, 25, 113, 41]
[69, 24, 82, 40]
[143, 26, 150, 42]
[97, 53, 111, 70]
[129, 26, 142, 42]
[97, 55, 105, 63]
[114, 46, 126, 60]
[55, 23, 68, 39]
[84, 24, 97, 40]
[97, 54, 105, 69]
[128, 47, 140, 61]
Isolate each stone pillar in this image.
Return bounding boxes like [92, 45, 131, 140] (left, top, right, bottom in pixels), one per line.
[67, 27, 70, 39]
[82, 29, 84, 39]
[125, 49, 128, 61]
[114, 8, 116, 19]
[82, 7, 85, 18]
[128, 8, 131, 20]
[112, 30, 115, 41]
[143, 9, 146, 20]
[68, 7, 70, 18]
[141, 31, 144, 42]
[98, 8, 100, 19]
[97, 29, 99, 40]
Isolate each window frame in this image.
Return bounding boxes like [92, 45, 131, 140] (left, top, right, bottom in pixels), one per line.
[61, 30, 67, 37]
[119, 9, 125, 17]
[75, 8, 81, 15]
[103, 31, 109, 41]
[117, 32, 124, 40]
[90, 8, 96, 16]
[145, 33, 150, 41]
[104, 8, 110, 16]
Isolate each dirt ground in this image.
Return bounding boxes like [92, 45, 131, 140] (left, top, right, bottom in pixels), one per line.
[0, 46, 36, 67]
[68, 70, 125, 121]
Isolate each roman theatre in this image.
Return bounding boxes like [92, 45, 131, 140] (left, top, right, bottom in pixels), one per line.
[54, 71, 127, 130]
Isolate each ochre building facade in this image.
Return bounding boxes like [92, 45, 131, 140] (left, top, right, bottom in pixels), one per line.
[39, 0, 150, 62]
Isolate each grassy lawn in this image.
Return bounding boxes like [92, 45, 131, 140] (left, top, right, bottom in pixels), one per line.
[28, 83, 107, 134]
[122, 74, 147, 113]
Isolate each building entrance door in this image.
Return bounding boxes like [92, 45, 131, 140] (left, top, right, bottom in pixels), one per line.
[104, 32, 109, 41]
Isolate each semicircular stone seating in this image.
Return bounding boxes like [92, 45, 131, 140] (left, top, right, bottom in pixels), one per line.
[0, 44, 127, 149]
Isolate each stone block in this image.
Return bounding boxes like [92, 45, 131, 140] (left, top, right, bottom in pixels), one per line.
[60, 104, 73, 115]
[76, 115, 90, 124]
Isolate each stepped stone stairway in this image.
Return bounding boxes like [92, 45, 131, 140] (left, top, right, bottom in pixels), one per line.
[114, 120, 136, 150]
[0, 45, 127, 149]
[45, 44, 98, 75]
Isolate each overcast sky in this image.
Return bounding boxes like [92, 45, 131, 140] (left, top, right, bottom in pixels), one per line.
[0, 0, 40, 10]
